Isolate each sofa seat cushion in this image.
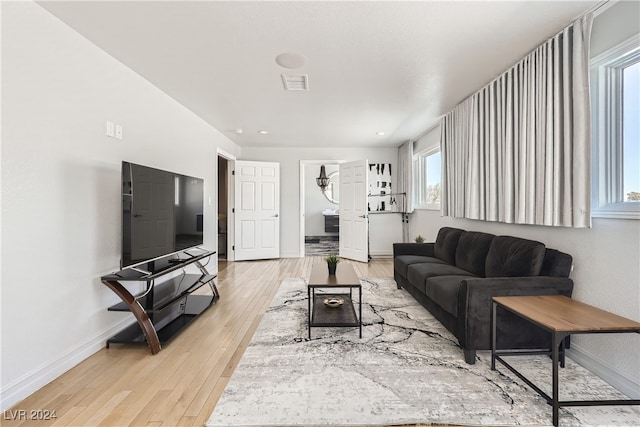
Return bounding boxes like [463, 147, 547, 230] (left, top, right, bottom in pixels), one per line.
[425, 276, 470, 316]
[406, 263, 475, 293]
[394, 255, 445, 278]
[485, 236, 546, 277]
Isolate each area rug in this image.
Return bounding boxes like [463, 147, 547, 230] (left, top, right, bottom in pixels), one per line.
[206, 277, 640, 427]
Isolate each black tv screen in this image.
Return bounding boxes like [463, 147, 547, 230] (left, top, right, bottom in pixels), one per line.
[121, 161, 204, 268]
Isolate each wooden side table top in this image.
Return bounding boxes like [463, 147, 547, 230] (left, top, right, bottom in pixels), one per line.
[308, 263, 360, 287]
[493, 295, 640, 333]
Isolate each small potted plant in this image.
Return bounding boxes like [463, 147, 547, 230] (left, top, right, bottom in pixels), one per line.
[325, 254, 340, 275]
[415, 235, 425, 243]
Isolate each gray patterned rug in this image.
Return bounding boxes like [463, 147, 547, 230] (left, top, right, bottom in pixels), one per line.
[206, 278, 640, 426]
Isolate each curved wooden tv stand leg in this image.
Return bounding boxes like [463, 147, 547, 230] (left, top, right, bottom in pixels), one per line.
[102, 280, 161, 355]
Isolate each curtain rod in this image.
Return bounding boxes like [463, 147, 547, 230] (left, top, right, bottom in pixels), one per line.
[483, 0, 613, 86]
[411, 116, 444, 143]
[585, 0, 616, 19]
[440, 0, 612, 126]
[407, 0, 613, 145]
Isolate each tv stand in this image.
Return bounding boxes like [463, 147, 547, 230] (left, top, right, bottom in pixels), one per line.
[101, 249, 219, 354]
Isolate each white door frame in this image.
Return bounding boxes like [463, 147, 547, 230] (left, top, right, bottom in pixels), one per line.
[299, 159, 345, 257]
[217, 148, 236, 262]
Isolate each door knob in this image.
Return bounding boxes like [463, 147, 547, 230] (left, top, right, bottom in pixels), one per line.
[359, 215, 367, 218]
[273, 214, 279, 217]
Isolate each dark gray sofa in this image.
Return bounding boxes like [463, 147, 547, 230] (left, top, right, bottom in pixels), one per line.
[393, 227, 574, 364]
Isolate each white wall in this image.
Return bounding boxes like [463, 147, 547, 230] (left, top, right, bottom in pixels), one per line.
[368, 213, 403, 257]
[408, 2, 640, 398]
[1, 2, 240, 409]
[241, 147, 401, 258]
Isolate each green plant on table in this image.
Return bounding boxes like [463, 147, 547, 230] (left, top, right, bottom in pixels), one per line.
[415, 235, 425, 243]
[325, 254, 340, 266]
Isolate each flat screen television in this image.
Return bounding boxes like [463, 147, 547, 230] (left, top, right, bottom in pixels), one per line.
[121, 161, 204, 269]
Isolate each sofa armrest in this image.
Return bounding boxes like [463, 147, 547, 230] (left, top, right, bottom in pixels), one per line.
[393, 242, 435, 257]
[458, 276, 574, 350]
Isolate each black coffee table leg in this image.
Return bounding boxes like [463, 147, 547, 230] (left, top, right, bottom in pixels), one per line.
[308, 286, 312, 339]
[359, 286, 362, 338]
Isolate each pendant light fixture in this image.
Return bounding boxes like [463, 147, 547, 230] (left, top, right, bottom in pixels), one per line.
[316, 165, 329, 192]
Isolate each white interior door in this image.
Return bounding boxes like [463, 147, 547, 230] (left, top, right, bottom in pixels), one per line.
[234, 161, 280, 261]
[339, 159, 369, 262]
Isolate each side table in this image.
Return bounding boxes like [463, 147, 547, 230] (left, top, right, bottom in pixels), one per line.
[491, 295, 640, 426]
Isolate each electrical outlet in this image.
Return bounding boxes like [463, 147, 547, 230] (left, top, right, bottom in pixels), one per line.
[115, 124, 123, 140]
[106, 120, 115, 137]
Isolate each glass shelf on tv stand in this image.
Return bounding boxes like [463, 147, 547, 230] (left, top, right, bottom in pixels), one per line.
[102, 248, 214, 281]
[100, 249, 219, 354]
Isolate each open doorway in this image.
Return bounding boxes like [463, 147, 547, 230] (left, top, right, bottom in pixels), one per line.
[217, 156, 229, 260]
[301, 161, 341, 256]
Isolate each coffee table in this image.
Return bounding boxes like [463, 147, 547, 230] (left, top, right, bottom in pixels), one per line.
[491, 295, 640, 426]
[308, 263, 362, 339]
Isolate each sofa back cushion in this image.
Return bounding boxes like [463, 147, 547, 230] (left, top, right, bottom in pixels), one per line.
[539, 249, 573, 277]
[485, 236, 546, 277]
[434, 227, 464, 264]
[455, 231, 495, 277]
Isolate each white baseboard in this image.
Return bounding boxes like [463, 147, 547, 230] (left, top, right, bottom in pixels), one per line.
[567, 344, 640, 399]
[0, 318, 135, 411]
[280, 251, 301, 258]
[369, 251, 393, 257]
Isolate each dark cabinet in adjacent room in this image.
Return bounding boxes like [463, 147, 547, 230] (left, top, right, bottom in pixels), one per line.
[324, 214, 339, 233]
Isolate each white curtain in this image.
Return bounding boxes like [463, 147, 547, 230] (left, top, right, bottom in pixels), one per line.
[441, 14, 593, 228]
[397, 140, 413, 241]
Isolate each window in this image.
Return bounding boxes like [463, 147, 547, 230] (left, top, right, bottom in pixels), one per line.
[412, 148, 441, 209]
[622, 61, 640, 202]
[591, 35, 640, 219]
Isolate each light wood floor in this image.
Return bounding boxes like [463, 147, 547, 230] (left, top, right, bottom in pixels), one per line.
[2, 257, 393, 427]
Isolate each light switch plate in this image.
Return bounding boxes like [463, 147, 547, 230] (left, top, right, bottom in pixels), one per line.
[106, 120, 115, 137]
[115, 124, 123, 140]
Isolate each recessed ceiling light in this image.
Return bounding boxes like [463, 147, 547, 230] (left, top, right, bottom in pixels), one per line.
[275, 52, 306, 69]
[258, 130, 269, 135]
[376, 131, 385, 136]
[235, 128, 243, 134]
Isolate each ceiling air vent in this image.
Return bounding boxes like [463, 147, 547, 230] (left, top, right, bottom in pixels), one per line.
[281, 74, 309, 91]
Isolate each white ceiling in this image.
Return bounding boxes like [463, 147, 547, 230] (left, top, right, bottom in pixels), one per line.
[38, 1, 600, 148]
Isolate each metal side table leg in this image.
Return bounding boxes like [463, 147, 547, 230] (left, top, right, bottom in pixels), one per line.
[491, 301, 497, 370]
[552, 332, 559, 426]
